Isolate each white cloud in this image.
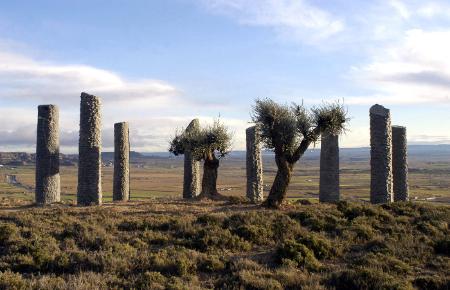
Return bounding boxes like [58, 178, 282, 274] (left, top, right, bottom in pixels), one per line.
[0, 50, 179, 106]
[389, 0, 411, 19]
[410, 134, 450, 144]
[199, 0, 344, 44]
[0, 46, 252, 152]
[416, 2, 450, 18]
[349, 29, 450, 105]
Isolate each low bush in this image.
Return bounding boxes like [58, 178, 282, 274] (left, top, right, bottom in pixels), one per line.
[276, 239, 322, 271]
[328, 267, 412, 290]
[0, 201, 447, 289]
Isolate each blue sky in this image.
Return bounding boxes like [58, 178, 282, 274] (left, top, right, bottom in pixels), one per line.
[0, 0, 449, 152]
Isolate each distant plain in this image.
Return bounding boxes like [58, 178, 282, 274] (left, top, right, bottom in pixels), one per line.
[1, 145, 449, 206]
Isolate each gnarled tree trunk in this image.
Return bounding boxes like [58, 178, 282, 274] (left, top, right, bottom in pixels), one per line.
[264, 154, 294, 208]
[199, 152, 221, 199]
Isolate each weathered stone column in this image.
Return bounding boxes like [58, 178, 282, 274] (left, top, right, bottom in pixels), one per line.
[319, 133, 339, 202]
[35, 105, 60, 205]
[392, 126, 409, 202]
[183, 119, 201, 198]
[370, 104, 393, 204]
[113, 122, 130, 201]
[246, 125, 263, 202]
[77, 92, 102, 206]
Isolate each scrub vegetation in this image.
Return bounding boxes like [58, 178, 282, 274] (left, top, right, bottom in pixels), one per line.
[0, 200, 448, 289]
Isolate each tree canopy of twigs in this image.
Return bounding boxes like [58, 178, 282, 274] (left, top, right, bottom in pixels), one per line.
[252, 98, 348, 208]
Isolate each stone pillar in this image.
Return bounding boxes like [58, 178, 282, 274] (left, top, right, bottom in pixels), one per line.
[319, 133, 339, 202]
[183, 119, 201, 198]
[246, 125, 263, 202]
[113, 122, 130, 201]
[370, 104, 393, 204]
[392, 126, 409, 202]
[35, 105, 60, 205]
[77, 92, 102, 206]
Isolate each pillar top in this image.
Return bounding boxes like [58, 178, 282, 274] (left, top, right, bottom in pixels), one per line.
[370, 104, 390, 116]
[392, 125, 406, 130]
[81, 92, 101, 101]
[38, 104, 58, 109]
[114, 122, 129, 127]
[186, 118, 200, 132]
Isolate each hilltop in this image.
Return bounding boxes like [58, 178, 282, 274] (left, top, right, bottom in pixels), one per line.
[0, 200, 448, 289]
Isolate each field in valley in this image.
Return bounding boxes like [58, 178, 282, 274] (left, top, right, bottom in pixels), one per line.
[0, 151, 449, 206]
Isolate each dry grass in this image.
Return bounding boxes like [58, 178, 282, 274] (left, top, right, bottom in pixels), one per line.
[0, 155, 449, 205]
[0, 199, 448, 289]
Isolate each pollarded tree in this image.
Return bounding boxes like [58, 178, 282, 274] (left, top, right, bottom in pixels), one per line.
[252, 98, 347, 208]
[169, 119, 232, 199]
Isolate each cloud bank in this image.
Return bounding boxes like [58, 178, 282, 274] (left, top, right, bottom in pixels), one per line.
[199, 0, 344, 44]
[0, 46, 249, 152]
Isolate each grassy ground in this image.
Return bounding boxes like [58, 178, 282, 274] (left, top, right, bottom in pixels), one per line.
[0, 199, 448, 289]
[0, 155, 449, 205]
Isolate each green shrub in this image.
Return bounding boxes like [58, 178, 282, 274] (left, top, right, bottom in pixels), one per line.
[60, 223, 112, 251]
[276, 240, 321, 271]
[413, 275, 450, 290]
[0, 223, 19, 243]
[237, 270, 283, 290]
[364, 237, 392, 254]
[352, 253, 411, 275]
[232, 224, 272, 245]
[196, 214, 224, 227]
[298, 233, 334, 259]
[0, 270, 26, 290]
[148, 247, 197, 277]
[135, 271, 167, 290]
[350, 223, 375, 241]
[190, 226, 251, 252]
[328, 268, 412, 290]
[197, 254, 225, 273]
[434, 237, 449, 256]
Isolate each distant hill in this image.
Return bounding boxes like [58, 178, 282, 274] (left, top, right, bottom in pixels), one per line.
[1, 145, 449, 166]
[101, 151, 146, 162]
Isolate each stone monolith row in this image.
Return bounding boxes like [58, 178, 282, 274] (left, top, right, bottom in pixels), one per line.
[392, 126, 409, 201]
[319, 133, 339, 203]
[113, 122, 130, 201]
[370, 104, 393, 204]
[35, 105, 60, 205]
[77, 92, 102, 206]
[183, 119, 201, 198]
[246, 125, 263, 202]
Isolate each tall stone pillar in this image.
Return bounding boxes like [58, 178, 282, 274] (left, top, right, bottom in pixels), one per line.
[77, 92, 102, 206]
[392, 126, 409, 202]
[246, 125, 263, 202]
[35, 105, 60, 205]
[113, 122, 130, 201]
[183, 119, 201, 198]
[319, 133, 339, 202]
[370, 104, 393, 204]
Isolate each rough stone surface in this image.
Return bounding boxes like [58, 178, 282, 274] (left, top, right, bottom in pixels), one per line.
[392, 126, 409, 202]
[183, 119, 201, 198]
[35, 105, 60, 205]
[370, 104, 393, 204]
[77, 92, 102, 206]
[113, 122, 130, 201]
[319, 133, 339, 203]
[246, 125, 263, 202]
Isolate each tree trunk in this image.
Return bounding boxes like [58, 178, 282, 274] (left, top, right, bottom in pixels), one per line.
[199, 152, 221, 199]
[264, 154, 294, 208]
